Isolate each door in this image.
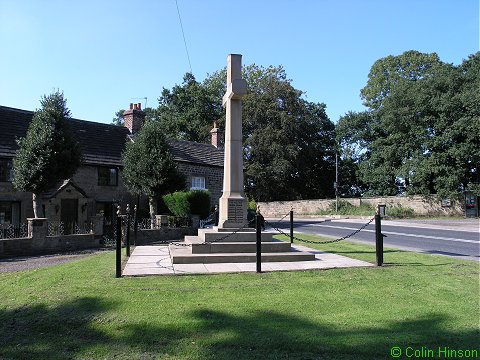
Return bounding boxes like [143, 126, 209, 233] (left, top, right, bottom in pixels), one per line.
[61, 199, 78, 234]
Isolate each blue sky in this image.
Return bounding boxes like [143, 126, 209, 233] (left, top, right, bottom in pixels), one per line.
[0, 0, 478, 125]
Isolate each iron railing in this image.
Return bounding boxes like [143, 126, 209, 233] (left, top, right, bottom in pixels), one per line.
[47, 221, 93, 237]
[0, 223, 28, 239]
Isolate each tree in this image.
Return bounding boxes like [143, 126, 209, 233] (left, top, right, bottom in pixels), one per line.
[121, 120, 186, 218]
[111, 109, 125, 126]
[337, 51, 480, 198]
[360, 50, 442, 111]
[153, 65, 337, 201]
[154, 73, 222, 143]
[13, 91, 82, 217]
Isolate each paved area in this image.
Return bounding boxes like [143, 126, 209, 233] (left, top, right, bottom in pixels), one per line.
[122, 244, 373, 276]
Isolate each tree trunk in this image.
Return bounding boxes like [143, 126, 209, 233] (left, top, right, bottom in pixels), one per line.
[149, 197, 157, 229]
[32, 192, 44, 218]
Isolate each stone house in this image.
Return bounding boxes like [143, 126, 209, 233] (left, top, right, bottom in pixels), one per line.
[0, 104, 223, 233]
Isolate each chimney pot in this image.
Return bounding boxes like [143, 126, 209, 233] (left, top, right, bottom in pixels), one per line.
[137, 103, 142, 110]
[210, 122, 223, 148]
[124, 103, 146, 135]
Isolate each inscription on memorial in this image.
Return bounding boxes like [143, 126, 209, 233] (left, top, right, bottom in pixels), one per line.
[227, 199, 245, 223]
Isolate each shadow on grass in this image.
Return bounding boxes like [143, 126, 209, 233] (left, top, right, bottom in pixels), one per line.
[1, 297, 478, 359]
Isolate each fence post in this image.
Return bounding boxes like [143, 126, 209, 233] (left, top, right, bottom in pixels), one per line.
[290, 210, 294, 243]
[126, 204, 131, 257]
[256, 214, 262, 273]
[115, 206, 122, 278]
[375, 213, 383, 266]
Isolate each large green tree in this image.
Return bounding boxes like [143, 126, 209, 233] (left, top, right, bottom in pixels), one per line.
[337, 51, 480, 198]
[153, 64, 336, 201]
[122, 121, 185, 218]
[13, 91, 82, 217]
[155, 73, 222, 143]
[360, 50, 442, 111]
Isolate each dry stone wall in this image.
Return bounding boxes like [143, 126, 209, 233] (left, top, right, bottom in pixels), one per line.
[258, 196, 463, 217]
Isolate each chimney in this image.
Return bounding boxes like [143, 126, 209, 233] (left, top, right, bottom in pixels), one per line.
[210, 122, 223, 148]
[123, 103, 145, 134]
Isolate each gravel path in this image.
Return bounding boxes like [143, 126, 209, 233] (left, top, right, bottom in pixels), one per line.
[0, 249, 109, 274]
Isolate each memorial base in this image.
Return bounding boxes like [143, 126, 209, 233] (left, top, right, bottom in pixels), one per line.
[218, 196, 248, 229]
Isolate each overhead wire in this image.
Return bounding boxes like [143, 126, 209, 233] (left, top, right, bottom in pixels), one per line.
[175, 0, 193, 74]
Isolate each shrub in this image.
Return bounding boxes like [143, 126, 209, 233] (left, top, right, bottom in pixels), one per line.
[187, 190, 211, 218]
[163, 190, 211, 219]
[248, 197, 257, 211]
[163, 192, 190, 217]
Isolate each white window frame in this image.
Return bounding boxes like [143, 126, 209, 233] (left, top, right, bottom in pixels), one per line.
[191, 176, 206, 190]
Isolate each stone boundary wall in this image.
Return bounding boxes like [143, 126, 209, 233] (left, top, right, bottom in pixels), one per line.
[258, 196, 463, 217]
[0, 234, 99, 258]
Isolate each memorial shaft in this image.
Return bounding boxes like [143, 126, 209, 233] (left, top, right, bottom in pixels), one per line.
[218, 54, 248, 229]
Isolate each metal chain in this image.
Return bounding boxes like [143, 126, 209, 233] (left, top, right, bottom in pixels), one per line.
[265, 217, 375, 245]
[276, 210, 292, 222]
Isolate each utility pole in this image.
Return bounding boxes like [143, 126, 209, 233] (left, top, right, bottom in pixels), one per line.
[335, 152, 339, 213]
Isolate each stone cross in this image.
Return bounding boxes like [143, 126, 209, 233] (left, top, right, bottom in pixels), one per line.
[218, 54, 248, 229]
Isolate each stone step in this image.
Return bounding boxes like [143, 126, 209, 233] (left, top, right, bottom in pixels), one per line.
[169, 245, 315, 264]
[197, 228, 273, 243]
[190, 241, 292, 254]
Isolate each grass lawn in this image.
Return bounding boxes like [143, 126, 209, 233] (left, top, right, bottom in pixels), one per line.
[0, 236, 479, 360]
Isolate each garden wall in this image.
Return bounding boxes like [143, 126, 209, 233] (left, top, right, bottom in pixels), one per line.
[0, 234, 99, 258]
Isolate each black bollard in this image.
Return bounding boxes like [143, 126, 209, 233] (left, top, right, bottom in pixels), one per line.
[256, 214, 262, 273]
[126, 204, 131, 257]
[375, 213, 383, 266]
[116, 214, 122, 278]
[290, 210, 294, 243]
[133, 205, 138, 246]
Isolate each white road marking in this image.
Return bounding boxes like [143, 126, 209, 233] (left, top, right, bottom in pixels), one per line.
[302, 224, 479, 244]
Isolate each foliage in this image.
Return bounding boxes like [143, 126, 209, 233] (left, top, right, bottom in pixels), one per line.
[187, 190, 211, 218]
[163, 190, 211, 218]
[337, 51, 480, 198]
[152, 65, 336, 201]
[122, 121, 185, 216]
[360, 50, 442, 110]
[0, 245, 478, 359]
[111, 108, 125, 126]
[385, 204, 415, 219]
[13, 91, 82, 216]
[162, 191, 189, 217]
[155, 73, 222, 143]
[247, 197, 257, 211]
[315, 200, 375, 216]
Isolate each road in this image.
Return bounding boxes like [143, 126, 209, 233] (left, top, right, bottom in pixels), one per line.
[266, 218, 479, 261]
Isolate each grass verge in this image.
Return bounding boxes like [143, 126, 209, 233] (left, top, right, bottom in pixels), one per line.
[0, 238, 478, 359]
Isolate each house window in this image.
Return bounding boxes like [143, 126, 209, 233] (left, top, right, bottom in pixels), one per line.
[98, 167, 118, 186]
[0, 201, 20, 225]
[0, 158, 13, 182]
[191, 176, 206, 190]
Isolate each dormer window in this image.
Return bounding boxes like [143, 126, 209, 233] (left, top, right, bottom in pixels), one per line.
[98, 167, 118, 186]
[0, 158, 13, 182]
